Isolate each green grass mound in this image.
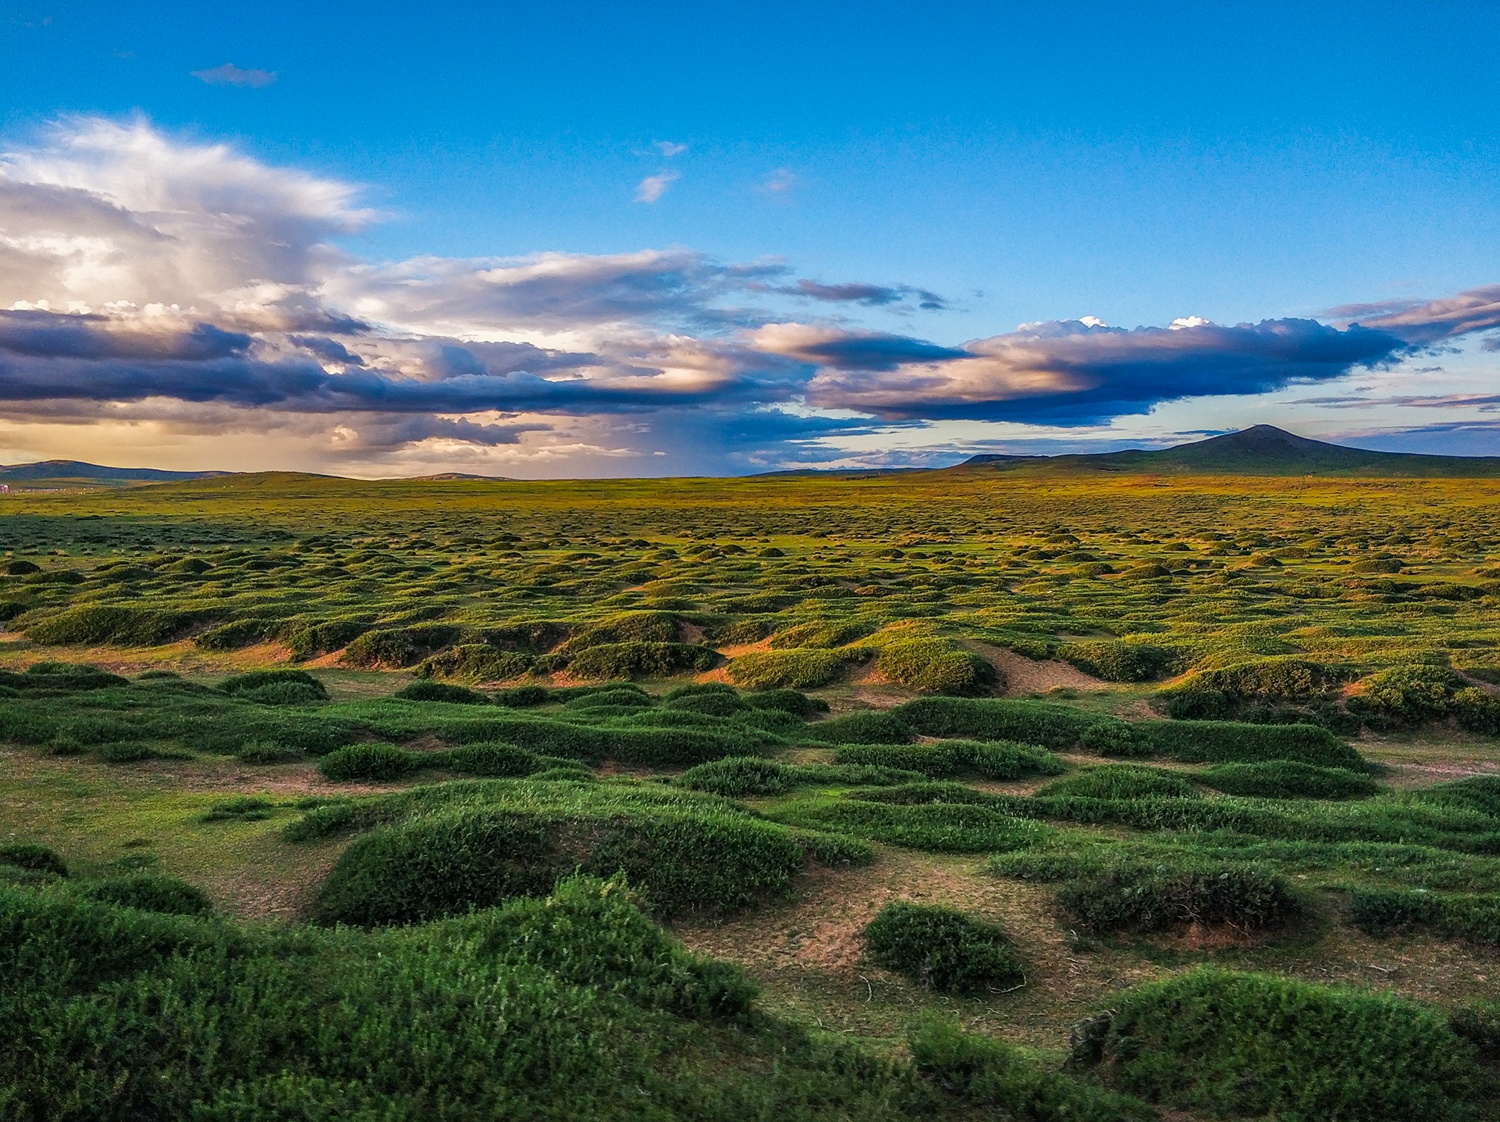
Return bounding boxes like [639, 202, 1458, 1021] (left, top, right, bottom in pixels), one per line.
[1039, 765, 1198, 801]
[417, 643, 534, 682]
[566, 641, 718, 680]
[836, 739, 1064, 781]
[218, 668, 329, 704]
[1351, 888, 1500, 946]
[864, 903, 1024, 992]
[1051, 862, 1299, 935]
[23, 604, 194, 646]
[318, 742, 418, 781]
[82, 874, 214, 917]
[4, 875, 1004, 1121]
[1130, 719, 1366, 769]
[0, 843, 67, 878]
[770, 795, 1051, 853]
[1197, 760, 1377, 799]
[673, 757, 924, 797]
[1072, 967, 1482, 1122]
[909, 1014, 1152, 1121]
[314, 801, 806, 923]
[892, 697, 1114, 749]
[0, 662, 128, 693]
[727, 647, 868, 689]
[394, 680, 490, 704]
[1055, 640, 1177, 682]
[805, 709, 914, 744]
[875, 639, 997, 695]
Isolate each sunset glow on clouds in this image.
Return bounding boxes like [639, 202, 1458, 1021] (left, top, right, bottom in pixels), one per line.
[1, 117, 1498, 477]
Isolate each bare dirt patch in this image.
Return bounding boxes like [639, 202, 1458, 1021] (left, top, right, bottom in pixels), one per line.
[969, 643, 1111, 697]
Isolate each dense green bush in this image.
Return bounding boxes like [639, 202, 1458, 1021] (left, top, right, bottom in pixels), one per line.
[417, 643, 533, 682]
[1055, 641, 1177, 682]
[863, 903, 1024, 991]
[1351, 887, 1500, 945]
[746, 688, 829, 716]
[218, 668, 329, 700]
[909, 1014, 1152, 1122]
[83, 874, 214, 917]
[445, 741, 545, 777]
[493, 684, 552, 707]
[1039, 765, 1198, 801]
[1178, 658, 1345, 701]
[3, 876, 978, 1121]
[836, 739, 1064, 781]
[806, 709, 915, 744]
[875, 638, 997, 695]
[770, 796, 1050, 853]
[342, 625, 463, 668]
[674, 757, 924, 797]
[25, 604, 195, 646]
[567, 641, 718, 679]
[0, 843, 66, 877]
[1197, 760, 1376, 799]
[318, 743, 418, 782]
[313, 804, 806, 923]
[1053, 862, 1299, 934]
[727, 647, 869, 689]
[1074, 967, 1480, 1121]
[893, 697, 1113, 750]
[395, 680, 490, 704]
[1346, 663, 1472, 728]
[770, 619, 877, 649]
[0, 662, 127, 693]
[1131, 718, 1366, 768]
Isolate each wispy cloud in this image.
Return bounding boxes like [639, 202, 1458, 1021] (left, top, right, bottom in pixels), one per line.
[653, 140, 687, 158]
[761, 168, 796, 193]
[634, 170, 679, 203]
[191, 63, 277, 88]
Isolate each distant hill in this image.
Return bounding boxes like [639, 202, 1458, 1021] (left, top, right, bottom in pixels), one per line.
[959, 425, 1500, 476]
[0, 460, 233, 488]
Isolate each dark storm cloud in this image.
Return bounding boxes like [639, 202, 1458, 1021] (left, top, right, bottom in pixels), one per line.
[768, 279, 949, 310]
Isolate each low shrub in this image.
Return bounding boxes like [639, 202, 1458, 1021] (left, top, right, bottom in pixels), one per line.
[83, 874, 214, 917]
[893, 697, 1113, 750]
[416, 644, 533, 682]
[745, 689, 829, 716]
[1131, 719, 1366, 769]
[727, 647, 869, 689]
[445, 741, 544, 777]
[1055, 641, 1177, 682]
[0, 843, 66, 877]
[218, 669, 329, 700]
[25, 604, 195, 647]
[836, 739, 1064, 781]
[238, 680, 326, 705]
[1074, 967, 1480, 1122]
[909, 1014, 1152, 1121]
[770, 796, 1051, 853]
[1039, 766, 1199, 801]
[788, 829, 876, 866]
[806, 709, 914, 744]
[875, 639, 997, 695]
[1347, 663, 1469, 728]
[394, 680, 490, 705]
[318, 743, 418, 782]
[97, 741, 158, 763]
[494, 684, 552, 708]
[1054, 862, 1299, 934]
[200, 796, 277, 823]
[1351, 887, 1500, 945]
[1198, 760, 1376, 799]
[567, 641, 718, 679]
[864, 903, 1024, 992]
[313, 805, 805, 923]
[341, 625, 462, 669]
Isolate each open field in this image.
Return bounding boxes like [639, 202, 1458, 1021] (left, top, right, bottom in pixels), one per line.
[5, 467, 1500, 1120]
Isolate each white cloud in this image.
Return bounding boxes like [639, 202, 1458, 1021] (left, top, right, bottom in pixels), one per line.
[760, 168, 796, 193]
[653, 140, 687, 158]
[634, 171, 679, 203]
[191, 63, 277, 88]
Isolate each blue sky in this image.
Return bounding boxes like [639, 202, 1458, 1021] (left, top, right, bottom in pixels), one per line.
[1, 1, 1498, 475]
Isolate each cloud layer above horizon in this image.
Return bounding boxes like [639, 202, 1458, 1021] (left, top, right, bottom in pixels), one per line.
[2, 117, 1498, 476]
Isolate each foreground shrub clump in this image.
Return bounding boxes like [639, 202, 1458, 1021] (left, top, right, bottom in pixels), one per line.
[82, 873, 214, 917]
[314, 803, 806, 923]
[864, 903, 1024, 992]
[318, 743, 417, 782]
[1351, 887, 1500, 946]
[1073, 967, 1481, 1122]
[394, 680, 490, 704]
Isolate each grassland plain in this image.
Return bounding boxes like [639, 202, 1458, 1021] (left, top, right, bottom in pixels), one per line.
[3, 467, 1500, 1120]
